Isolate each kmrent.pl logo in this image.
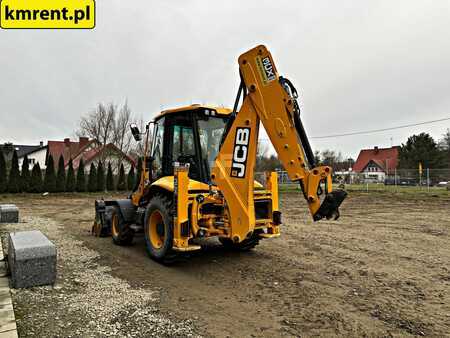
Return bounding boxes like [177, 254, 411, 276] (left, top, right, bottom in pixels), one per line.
[0, 0, 95, 29]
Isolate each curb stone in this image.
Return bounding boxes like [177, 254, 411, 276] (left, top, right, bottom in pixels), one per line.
[0, 239, 18, 338]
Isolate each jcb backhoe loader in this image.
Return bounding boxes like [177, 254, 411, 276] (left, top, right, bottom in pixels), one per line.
[93, 45, 347, 262]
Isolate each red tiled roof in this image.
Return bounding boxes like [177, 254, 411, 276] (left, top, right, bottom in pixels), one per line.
[47, 138, 136, 169]
[47, 138, 97, 165]
[47, 140, 80, 163]
[353, 146, 399, 173]
[71, 143, 137, 169]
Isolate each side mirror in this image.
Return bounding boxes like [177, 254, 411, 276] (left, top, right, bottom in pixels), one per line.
[130, 123, 142, 141]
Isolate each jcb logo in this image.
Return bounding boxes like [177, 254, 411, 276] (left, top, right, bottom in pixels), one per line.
[231, 127, 250, 178]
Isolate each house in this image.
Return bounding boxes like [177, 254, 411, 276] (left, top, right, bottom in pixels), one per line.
[353, 146, 399, 182]
[0, 142, 48, 169]
[47, 137, 136, 173]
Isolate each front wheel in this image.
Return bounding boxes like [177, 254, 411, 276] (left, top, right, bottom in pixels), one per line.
[144, 195, 176, 262]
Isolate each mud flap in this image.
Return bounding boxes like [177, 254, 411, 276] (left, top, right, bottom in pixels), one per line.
[313, 190, 347, 221]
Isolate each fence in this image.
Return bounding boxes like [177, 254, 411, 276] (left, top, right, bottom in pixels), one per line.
[256, 169, 450, 193]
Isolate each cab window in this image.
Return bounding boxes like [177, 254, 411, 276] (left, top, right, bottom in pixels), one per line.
[151, 117, 165, 178]
[172, 125, 196, 162]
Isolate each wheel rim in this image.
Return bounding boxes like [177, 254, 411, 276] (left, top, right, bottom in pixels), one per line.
[111, 214, 119, 237]
[148, 210, 165, 249]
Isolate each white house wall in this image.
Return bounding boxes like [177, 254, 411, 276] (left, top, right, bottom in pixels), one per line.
[18, 148, 48, 169]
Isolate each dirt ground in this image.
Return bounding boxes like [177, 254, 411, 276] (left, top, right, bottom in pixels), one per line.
[1, 190, 449, 337]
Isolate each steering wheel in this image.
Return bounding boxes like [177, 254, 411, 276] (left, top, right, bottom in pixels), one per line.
[177, 154, 196, 165]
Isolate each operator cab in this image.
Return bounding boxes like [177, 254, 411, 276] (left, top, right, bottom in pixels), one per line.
[150, 106, 230, 184]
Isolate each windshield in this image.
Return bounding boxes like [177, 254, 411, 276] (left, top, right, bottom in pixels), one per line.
[197, 116, 228, 176]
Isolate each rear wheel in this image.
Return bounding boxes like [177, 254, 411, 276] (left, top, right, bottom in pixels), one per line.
[144, 195, 176, 263]
[111, 206, 134, 245]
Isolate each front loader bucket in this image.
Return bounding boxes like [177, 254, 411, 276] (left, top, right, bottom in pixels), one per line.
[93, 200, 109, 237]
[313, 190, 347, 221]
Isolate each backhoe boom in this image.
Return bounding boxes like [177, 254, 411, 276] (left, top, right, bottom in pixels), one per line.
[212, 45, 346, 242]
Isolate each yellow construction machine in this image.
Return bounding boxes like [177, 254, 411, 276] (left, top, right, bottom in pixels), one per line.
[93, 45, 347, 262]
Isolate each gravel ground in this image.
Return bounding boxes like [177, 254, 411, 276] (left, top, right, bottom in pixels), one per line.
[0, 191, 449, 337]
[1, 215, 198, 337]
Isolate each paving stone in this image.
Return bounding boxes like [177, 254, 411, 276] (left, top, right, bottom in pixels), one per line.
[0, 306, 15, 332]
[0, 290, 11, 306]
[8, 231, 56, 288]
[0, 264, 7, 279]
[0, 329, 18, 338]
[0, 206, 18, 224]
[0, 304, 12, 312]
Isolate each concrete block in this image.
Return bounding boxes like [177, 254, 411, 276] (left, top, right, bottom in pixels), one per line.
[8, 231, 56, 288]
[0, 206, 18, 224]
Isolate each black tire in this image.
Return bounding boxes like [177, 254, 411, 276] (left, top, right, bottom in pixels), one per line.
[144, 194, 176, 263]
[219, 231, 261, 251]
[111, 206, 134, 245]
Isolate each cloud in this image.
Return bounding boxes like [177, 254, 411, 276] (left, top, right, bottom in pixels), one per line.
[0, 0, 449, 158]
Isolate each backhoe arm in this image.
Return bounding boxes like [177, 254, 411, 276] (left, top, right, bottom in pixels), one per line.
[238, 45, 347, 220]
[212, 46, 346, 242]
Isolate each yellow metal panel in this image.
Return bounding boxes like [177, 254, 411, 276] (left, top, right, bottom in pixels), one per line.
[151, 176, 263, 192]
[211, 96, 259, 243]
[173, 166, 190, 248]
[150, 176, 210, 192]
[159, 105, 232, 117]
[267, 172, 279, 211]
[175, 168, 189, 226]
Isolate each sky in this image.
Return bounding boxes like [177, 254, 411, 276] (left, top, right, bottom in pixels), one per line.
[1, 0, 449, 159]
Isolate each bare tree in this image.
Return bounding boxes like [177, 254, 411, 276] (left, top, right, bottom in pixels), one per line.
[112, 101, 133, 161]
[77, 102, 115, 146]
[320, 149, 343, 167]
[77, 101, 141, 170]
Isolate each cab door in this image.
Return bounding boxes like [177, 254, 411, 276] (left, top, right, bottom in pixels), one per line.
[167, 113, 202, 181]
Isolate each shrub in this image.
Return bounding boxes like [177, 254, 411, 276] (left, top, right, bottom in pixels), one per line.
[96, 162, 105, 192]
[116, 163, 126, 191]
[76, 159, 86, 192]
[87, 163, 97, 192]
[30, 163, 43, 193]
[66, 159, 76, 192]
[106, 162, 114, 191]
[7, 150, 21, 193]
[21, 154, 31, 192]
[44, 154, 57, 193]
[56, 155, 66, 192]
[0, 149, 6, 193]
